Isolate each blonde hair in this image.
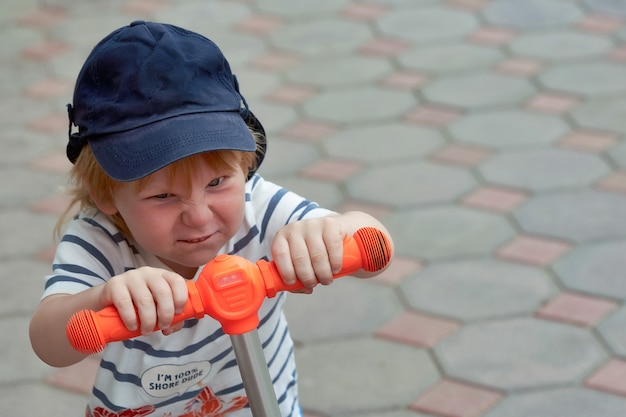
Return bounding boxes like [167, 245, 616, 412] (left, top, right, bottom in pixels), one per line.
[55, 135, 261, 239]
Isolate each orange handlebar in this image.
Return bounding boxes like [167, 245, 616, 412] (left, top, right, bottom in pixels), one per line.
[66, 227, 392, 354]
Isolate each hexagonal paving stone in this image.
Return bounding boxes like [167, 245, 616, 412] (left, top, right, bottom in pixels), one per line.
[422, 72, 535, 108]
[483, 387, 626, 417]
[347, 161, 476, 207]
[378, 8, 478, 42]
[572, 97, 626, 135]
[259, 138, 321, 177]
[153, 2, 251, 32]
[386, 206, 515, 260]
[286, 56, 392, 87]
[296, 337, 439, 415]
[401, 259, 557, 321]
[399, 43, 503, 74]
[271, 18, 372, 56]
[257, 0, 350, 16]
[303, 87, 417, 123]
[514, 190, 626, 242]
[448, 109, 569, 149]
[586, 0, 626, 17]
[269, 176, 344, 209]
[510, 31, 612, 60]
[598, 305, 626, 356]
[323, 123, 444, 162]
[479, 148, 609, 191]
[539, 62, 626, 96]
[483, 0, 583, 29]
[553, 239, 626, 300]
[608, 141, 626, 167]
[435, 318, 607, 391]
[284, 278, 403, 342]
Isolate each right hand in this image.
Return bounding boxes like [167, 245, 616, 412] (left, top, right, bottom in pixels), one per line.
[98, 267, 189, 336]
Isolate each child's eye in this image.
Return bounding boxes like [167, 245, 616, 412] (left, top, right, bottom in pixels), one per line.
[152, 193, 172, 199]
[208, 177, 224, 187]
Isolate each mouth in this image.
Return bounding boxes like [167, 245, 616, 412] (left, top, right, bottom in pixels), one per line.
[179, 235, 211, 244]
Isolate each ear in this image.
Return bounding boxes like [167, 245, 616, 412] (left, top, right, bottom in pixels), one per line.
[88, 188, 118, 215]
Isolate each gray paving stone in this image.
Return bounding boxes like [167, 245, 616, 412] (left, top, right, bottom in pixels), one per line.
[483, 0, 583, 29]
[571, 96, 626, 135]
[266, 176, 344, 210]
[608, 141, 626, 168]
[296, 337, 439, 415]
[0, 167, 67, 209]
[435, 318, 607, 391]
[257, 0, 351, 16]
[378, 8, 478, 43]
[479, 148, 609, 191]
[586, 0, 626, 17]
[539, 62, 626, 96]
[0, 258, 50, 316]
[347, 161, 476, 207]
[0, 316, 52, 383]
[448, 109, 569, 149]
[0, 382, 88, 417]
[249, 101, 298, 133]
[0, 0, 39, 25]
[336, 411, 432, 417]
[153, 1, 252, 34]
[234, 69, 282, 100]
[303, 87, 417, 123]
[401, 258, 557, 321]
[399, 43, 503, 74]
[483, 387, 626, 417]
[553, 239, 626, 300]
[0, 129, 60, 166]
[259, 138, 322, 178]
[598, 305, 626, 356]
[271, 19, 372, 56]
[510, 31, 612, 60]
[0, 210, 58, 258]
[422, 72, 535, 109]
[386, 206, 515, 260]
[323, 123, 445, 162]
[514, 190, 626, 243]
[286, 56, 392, 87]
[198, 32, 268, 68]
[285, 278, 403, 342]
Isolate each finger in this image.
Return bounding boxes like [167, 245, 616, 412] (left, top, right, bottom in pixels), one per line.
[324, 229, 345, 276]
[289, 235, 319, 289]
[147, 277, 176, 332]
[306, 236, 334, 286]
[161, 271, 189, 316]
[272, 234, 297, 285]
[125, 277, 158, 335]
[110, 286, 139, 332]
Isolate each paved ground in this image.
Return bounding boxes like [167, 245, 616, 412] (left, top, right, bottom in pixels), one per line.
[3, 0, 626, 416]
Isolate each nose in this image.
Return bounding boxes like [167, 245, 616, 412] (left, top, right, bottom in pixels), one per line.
[180, 196, 213, 227]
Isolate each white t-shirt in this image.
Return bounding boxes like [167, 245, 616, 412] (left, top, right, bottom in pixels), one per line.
[43, 175, 333, 417]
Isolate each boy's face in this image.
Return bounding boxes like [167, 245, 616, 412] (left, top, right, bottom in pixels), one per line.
[101, 157, 247, 278]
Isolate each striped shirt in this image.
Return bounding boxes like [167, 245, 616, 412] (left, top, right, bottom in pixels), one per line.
[43, 175, 333, 417]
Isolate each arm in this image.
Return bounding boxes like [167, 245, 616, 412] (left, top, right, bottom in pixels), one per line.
[271, 211, 393, 289]
[29, 267, 189, 367]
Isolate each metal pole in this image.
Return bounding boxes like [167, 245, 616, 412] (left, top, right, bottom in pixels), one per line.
[230, 330, 282, 417]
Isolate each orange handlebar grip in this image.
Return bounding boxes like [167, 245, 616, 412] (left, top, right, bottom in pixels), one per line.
[66, 280, 205, 355]
[262, 227, 392, 296]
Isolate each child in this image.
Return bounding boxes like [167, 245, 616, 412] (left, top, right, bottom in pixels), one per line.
[29, 21, 392, 417]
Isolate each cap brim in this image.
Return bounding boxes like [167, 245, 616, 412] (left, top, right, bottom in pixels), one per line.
[88, 112, 256, 181]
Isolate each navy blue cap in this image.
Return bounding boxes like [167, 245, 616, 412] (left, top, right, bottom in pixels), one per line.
[66, 21, 261, 181]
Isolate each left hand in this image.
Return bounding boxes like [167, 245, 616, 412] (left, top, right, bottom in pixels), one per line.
[271, 216, 347, 289]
